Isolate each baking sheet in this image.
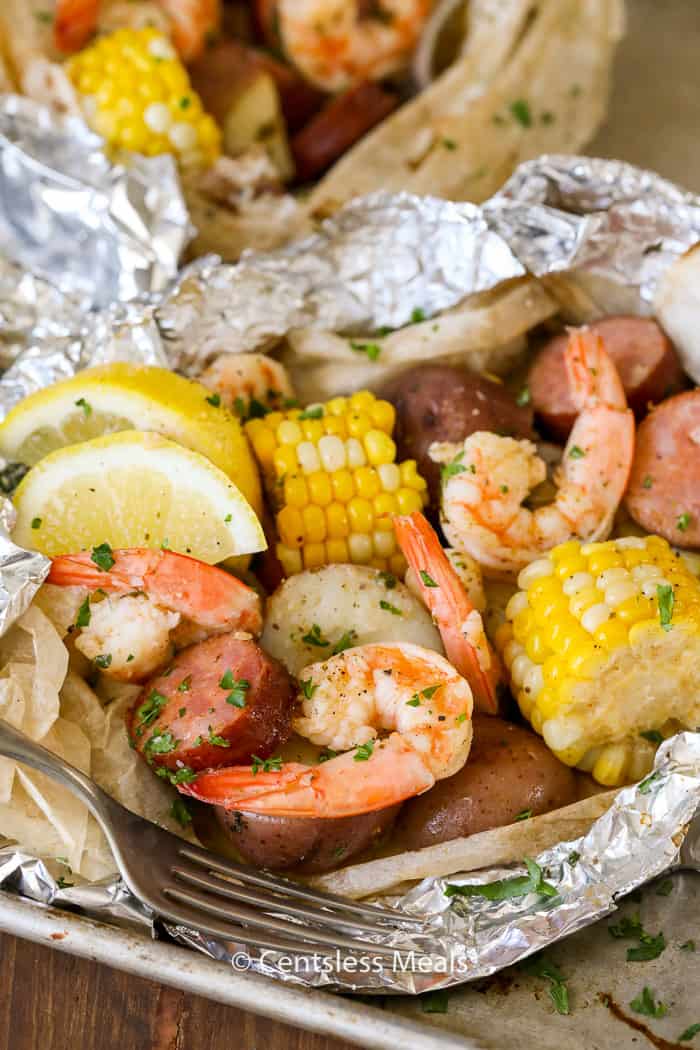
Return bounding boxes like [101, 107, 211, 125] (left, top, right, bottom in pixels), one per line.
[2, 0, 700, 1046]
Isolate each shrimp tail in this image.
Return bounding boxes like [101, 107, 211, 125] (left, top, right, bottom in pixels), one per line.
[393, 512, 503, 714]
[179, 736, 436, 817]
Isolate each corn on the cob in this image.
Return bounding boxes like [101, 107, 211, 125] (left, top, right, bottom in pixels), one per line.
[245, 391, 428, 576]
[494, 535, 700, 787]
[67, 28, 220, 168]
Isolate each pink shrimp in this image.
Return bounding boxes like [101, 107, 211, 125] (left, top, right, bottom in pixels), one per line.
[47, 547, 261, 681]
[430, 330, 636, 577]
[54, 0, 220, 61]
[393, 511, 502, 714]
[180, 642, 473, 817]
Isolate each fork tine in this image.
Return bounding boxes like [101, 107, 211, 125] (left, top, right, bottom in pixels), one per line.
[176, 844, 422, 925]
[172, 866, 395, 937]
[161, 884, 420, 961]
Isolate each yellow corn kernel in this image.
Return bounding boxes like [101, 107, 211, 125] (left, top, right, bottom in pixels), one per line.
[593, 743, 630, 786]
[304, 543, 327, 570]
[400, 460, 427, 491]
[354, 466, 381, 500]
[349, 390, 376, 412]
[532, 595, 569, 628]
[551, 540, 582, 565]
[323, 415, 347, 438]
[534, 687, 561, 720]
[396, 488, 424, 515]
[512, 608, 535, 644]
[277, 420, 302, 445]
[276, 544, 303, 577]
[370, 400, 395, 432]
[307, 471, 333, 507]
[567, 643, 606, 679]
[318, 435, 346, 472]
[517, 688, 535, 719]
[326, 538, 349, 563]
[347, 498, 373, 534]
[587, 550, 624, 575]
[615, 595, 655, 623]
[345, 438, 366, 469]
[302, 505, 326, 544]
[373, 530, 396, 558]
[301, 418, 325, 444]
[326, 503, 349, 540]
[568, 586, 603, 619]
[277, 506, 304, 549]
[265, 412, 284, 430]
[373, 492, 398, 527]
[330, 469, 355, 503]
[364, 430, 396, 467]
[348, 532, 373, 563]
[390, 552, 408, 576]
[273, 444, 298, 478]
[326, 397, 348, 417]
[527, 575, 563, 606]
[593, 617, 630, 651]
[283, 475, 308, 509]
[494, 622, 513, 651]
[525, 629, 548, 663]
[530, 705, 544, 734]
[555, 554, 588, 579]
[377, 462, 401, 492]
[347, 412, 372, 439]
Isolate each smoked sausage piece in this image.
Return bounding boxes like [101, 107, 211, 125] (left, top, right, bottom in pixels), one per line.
[529, 317, 685, 441]
[395, 716, 579, 850]
[625, 389, 700, 547]
[128, 635, 294, 774]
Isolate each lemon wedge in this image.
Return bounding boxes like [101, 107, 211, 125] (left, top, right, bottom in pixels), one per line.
[0, 363, 261, 515]
[12, 430, 266, 563]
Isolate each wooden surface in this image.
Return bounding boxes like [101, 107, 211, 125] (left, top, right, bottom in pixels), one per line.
[0, 932, 354, 1050]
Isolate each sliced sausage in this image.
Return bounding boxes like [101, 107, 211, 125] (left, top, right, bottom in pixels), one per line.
[379, 364, 535, 508]
[394, 716, 579, 850]
[625, 389, 700, 547]
[291, 81, 398, 183]
[529, 317, 685, 441]
[216, 804, 401, 873]
[128, 635, 294, 774]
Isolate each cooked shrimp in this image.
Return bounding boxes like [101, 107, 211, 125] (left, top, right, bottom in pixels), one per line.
[54, 0, 219, 60]
[180, 642, 473, 817]
[393, 512, 502, 714]
[198, 353, 295, 418]
[431, 330, 635, 578]
[47, 547, 261, 681]
[277, 0, 433, 93]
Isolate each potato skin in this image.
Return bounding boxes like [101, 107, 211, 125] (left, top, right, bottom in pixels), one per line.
[216, 804, 401, 873]
[395, 716, 578, 850]
[379, 365, 534, 508]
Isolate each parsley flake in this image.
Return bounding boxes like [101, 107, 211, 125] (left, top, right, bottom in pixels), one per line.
[569, 445, 586, 459]
[350, 341, 381, 361]
[156, 765, 198, 786]
[516, 386, 531, 407]
[332, 630, 357, 655]
[514, 808, 532, 822]
[145, 730, 177, 755]
[677, 512, 692, 532]
[520, 954, 569, 1015]
[91, 542, 114, 572]
[302, 624, 330, 647]
[205, 392, 221, 407]
[657, 583, 674, 632]
[679, 1024, 700, 1043]
[642, 475, 653, 489]
[410, 307, 426, 323]
[354, 740, 375, 762]
[379, 599, 402, 615]
[640, 729, 663, 744]
[630, 986, 667, 1019]
[177, 676, 192, 693]
[378, 571, 397, 589]
[509, 99, 532, 127]
[251, 754, 283, 775]
[298, 406, 324, 420]
[301, 678, 318, 699]
[681, 940, 696, 952]
[446, 858, 557, 902]
[76, 596, 91, 628]
[227, 678, 250, 708]
[94, 653, 112, 669]
[441, 449, 467, 482]
[75, 397, 92, 418]
[419, 570, 438, 588]
[170, 798, 192, 827]
[208, 727, 230, 748]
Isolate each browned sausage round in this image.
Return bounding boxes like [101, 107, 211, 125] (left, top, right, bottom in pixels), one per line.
[128, 635, 294, 775]
[216, 804, 401, 874]
[625, 389, 700, 547]
[380, 365, 535, 508]
[394, 716, 579, 850]
[529, 317, 685, 442]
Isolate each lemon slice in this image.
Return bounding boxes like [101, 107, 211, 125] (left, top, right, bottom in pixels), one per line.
[0, 363, 261, 515]
[12, 430, 266, 563]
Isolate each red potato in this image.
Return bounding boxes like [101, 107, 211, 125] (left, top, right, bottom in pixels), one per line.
[625, 389, 700, 548]
[379, 364, 535, 509]
[216, 803, 401, 873]
[291, 81, 398, 183]
[395, 716, 579, 850]
[529, 317, 686, 442]
[128, 635, 294, 773]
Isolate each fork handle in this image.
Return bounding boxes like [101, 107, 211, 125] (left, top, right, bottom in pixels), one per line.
[0, 717, 114, 821]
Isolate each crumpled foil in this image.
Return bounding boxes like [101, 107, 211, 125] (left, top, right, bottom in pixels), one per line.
[0, 495, 48, 634]
[3, 102, 700, 993]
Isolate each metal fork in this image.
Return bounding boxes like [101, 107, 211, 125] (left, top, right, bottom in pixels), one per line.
[0, 719, 425, 958]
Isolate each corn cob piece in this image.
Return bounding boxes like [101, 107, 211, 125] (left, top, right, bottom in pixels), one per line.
[67, 28, 220, 168]
[245, 391, 428, 576]
[494, 535, 700, 787]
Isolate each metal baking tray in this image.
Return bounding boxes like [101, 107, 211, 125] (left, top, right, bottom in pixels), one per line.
[2, 1, 700, 1046]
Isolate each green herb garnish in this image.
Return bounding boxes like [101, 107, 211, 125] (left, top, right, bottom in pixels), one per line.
[679, 1024, 700, 1042]
[569, 445, 585, 459]
[331, 630, 357, 655]
[350, 341, 381, 361]
[205, 393, 221, 407]
[677, 512, 692, 532]
[520, 954, 569, 1015]
[208, 727, 230, 748]
[516, 386, 531, 407]
[514, 808, 532, 822]
[421, 990, 449, 1014]
[300, 678, 318, 699]
[446, 858, 557, 902]
[75, 397, 92, 417]
[657, 583, 674, 632]
[134, 690, 167, 730]
[509, 99, 532, 127]
[76, 596, 91, 628]
[91, 542, 114, 572]
[302, 624, 330, 647]
[354, 740, 375, 762]
[419, 570, 438, 588]
[251, 754, 283, 774]
[94, 653, 112, 669]
[30, 517, 42, 530]
[145, 730, 177, 755]
[630, 987, 667, 1018]
[640, 729, 663, 744]
[378, 571, 397, 589]
[379, 600, 402, 615]
[170, 798, 192, 827]
[298, 406, 324, 420]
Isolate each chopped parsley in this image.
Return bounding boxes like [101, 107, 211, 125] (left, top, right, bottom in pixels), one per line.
[640, 729, 663, 744]
[446, 858, 557, 902]
[514, 808, 532, 822]
[177, 676, 192, 693]
[179, 95, 191, 110]
[677, 512, 692, 532]
[642, 475, 653, 489]
[568, 445, 585, 459]
[170, 798, 192, 827]
[178, 707, 186, 718]
[56, 876, 74, 889]
[509, 99, 532, 128]
[379, 599, 402, 615]
[516, 386, 531, 407]
[421, 990, 449, 1014]
[145, 730, 177, 755]
[455, 712, 468, 725]
[331, 630, 357, 655]
[655, 878, 673, 897]
[156, 765, 198, 786]
[520, 954, 569, 1015]
[318, 748, 337, 763]
[91, 542, 114, 572]
[679, 1024, 700, 1043]
[75, 596, 91, 628]
[224, 513, 232, 523]
[75, 397, 92, 418]
[410, 307, 426, 324]
[133, 690, 167, 731]
[353, 740, 375, 762]
[205, 392, 221, 407]
[220, 673, 250, 708]
[94, 653, 112, 669]
[640, 769, 662, 794]
[407, 684, 440, 707]
[441, 449, 467, 482]
[630, 987, 667, 1019]
[207, 727, 230, 748]
[681, 940, 696, 952]
[350, 341, 381, 361]
[31, 517, 42, 530]
[419, 570, 438, 588]
[567, 851, 580, 866]
[441, 137, 457, 151]
[298, 406, 324, 420]
[300, 678, 318, 699]
[378, 571, 397, 589]
[34, 9, 53, 22]
[657, 583, 674, 631]
[609, 913, 644, 939]
[302, 624, 330, 647]
[251, 754, 283, 775]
